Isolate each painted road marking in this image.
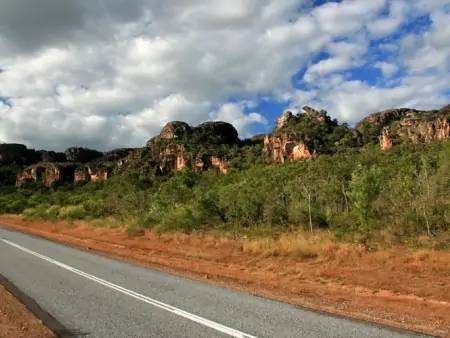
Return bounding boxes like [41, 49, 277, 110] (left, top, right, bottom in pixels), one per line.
[1, 238, 257, 338]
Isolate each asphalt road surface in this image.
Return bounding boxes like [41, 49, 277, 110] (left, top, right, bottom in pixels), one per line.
[0, 228, 428, 338]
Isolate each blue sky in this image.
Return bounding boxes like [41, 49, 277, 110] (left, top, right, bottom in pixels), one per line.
[0, 0, 449, 150]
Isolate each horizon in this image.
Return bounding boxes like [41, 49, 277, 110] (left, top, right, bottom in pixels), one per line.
[1, 103, 448, 153]
[1, 0, 449, 151]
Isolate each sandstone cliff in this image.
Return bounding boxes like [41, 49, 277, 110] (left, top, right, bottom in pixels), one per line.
[7, 103, 450, 188]
[16, 163, 77, 187]
[357, 105, 450, 150]
[263, 106, 345, 163]
[143, 121, 237, 174]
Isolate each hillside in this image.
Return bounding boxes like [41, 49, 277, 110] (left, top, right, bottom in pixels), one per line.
[0, 105, 449, 247]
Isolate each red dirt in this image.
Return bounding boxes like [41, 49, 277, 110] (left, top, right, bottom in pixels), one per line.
[1, 215, 449, 337]
[0, 284, 55, 338]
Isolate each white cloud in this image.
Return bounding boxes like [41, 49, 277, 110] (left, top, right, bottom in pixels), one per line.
[367, 0, 410, 38]
[0, 0, 448, 150]
[374, 62, 399, 77]
[210, 102, 267, 138]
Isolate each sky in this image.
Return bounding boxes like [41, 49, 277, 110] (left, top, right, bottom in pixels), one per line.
[0, 0, 449, 151]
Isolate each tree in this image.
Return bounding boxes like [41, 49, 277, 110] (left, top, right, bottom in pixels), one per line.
[348, 164, 383, 230]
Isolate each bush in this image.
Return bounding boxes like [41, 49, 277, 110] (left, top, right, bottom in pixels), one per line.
[58, 205, 88, 220]
[157, 206, 202, 233]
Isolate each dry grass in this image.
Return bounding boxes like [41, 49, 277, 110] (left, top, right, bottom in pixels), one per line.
[243, 231, 337, 259]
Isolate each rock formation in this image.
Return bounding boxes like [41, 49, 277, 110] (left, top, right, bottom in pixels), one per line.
[144, 120, 237, 174]
[380, 127, 393, 151]
[396, 115, 450, 144]
[88, 166, 110, 183]
[357, 105, 450, 149]
[16, 163, 76, 187]
[7, 104, 450, 188]
[263, 134, 313, 163]
[74, 167, 90, 183]
[263, 106, 335, 163]
[276, 111, 294, 129]
[211, 156, 230, 174]
[302, 106, 330, 124]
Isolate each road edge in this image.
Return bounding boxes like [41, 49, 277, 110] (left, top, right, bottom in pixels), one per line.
[0, 223, 439, 338]
[0, 273, 74, 338]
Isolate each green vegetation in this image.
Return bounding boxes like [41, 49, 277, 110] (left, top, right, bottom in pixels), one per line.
[1, 141, 448, 249]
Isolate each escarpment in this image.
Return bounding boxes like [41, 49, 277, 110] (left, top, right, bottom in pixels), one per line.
[358, 105, 450, 150]
[5, 103, 449, 188]
[144, 121, 237, 174]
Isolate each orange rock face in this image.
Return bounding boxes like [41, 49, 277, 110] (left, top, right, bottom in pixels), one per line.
[74, 168, 90, 183]
[276, 111, 294, 129]
[264, 134, 312, 163]
[16, 164, 76, 187]
[380, 127, 393, 151]
[176, 144, 187, 171]
[88, 167, 109, 182]
[291, 143, 312, 160]
[211, 156, 229, 174]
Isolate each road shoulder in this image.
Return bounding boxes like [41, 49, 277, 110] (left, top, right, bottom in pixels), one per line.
[0, 276, 57, 338]
[0, 215, 448, 337]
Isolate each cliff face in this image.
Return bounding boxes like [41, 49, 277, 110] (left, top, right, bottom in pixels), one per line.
[143, 121, 237, 174]
[15, 148, 134, 187]
[357, 105, 450, 150]
[263, 106, 338, 163]
[7, 103, 450, 187]
[16, 163, 76, 187]
[263, 134, 312, 163]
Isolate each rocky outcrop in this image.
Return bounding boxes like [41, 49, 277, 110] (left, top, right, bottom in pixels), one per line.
[302, 106, 330, 124]
[211, 156, 230, 174]
[380, 127, 393, 151]
[276, 111, 294, 129]
[357, 105, 450, 150]
[74, 167, 90, 183]
[64, 147, 103, 163]
[16, 163, 76, 187]
[263, 134, 313, 163]
[144, 120, 239, 174]
[291, 142, 313, 160]
[396, 115, 450, 144]
[88, 166, 110, 183]
[263, 106, 335, 163]
[356, 108, 418, 131]
[74, 165, 111, 183]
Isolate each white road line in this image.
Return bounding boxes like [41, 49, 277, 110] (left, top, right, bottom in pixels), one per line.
[1, 238, 257, 338]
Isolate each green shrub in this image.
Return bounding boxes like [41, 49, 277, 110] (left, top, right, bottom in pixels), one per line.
[58, 205, 88, 220]
[157, 206, 202, 233]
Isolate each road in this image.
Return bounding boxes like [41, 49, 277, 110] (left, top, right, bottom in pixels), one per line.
[0, 228, 428, 338]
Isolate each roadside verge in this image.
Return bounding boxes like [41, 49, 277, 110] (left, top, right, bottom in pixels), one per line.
[0, 215, 448, 337]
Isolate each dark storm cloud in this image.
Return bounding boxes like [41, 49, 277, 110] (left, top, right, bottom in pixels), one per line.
[0, 0, 148, 54]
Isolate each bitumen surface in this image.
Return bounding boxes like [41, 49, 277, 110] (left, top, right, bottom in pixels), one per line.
[0, 227, 430, 338]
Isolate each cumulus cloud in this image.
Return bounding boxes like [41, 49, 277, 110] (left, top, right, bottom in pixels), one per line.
[210, 102, 267, 138]
[374, 62, 399, 78]
[0, 0, 448, 150]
